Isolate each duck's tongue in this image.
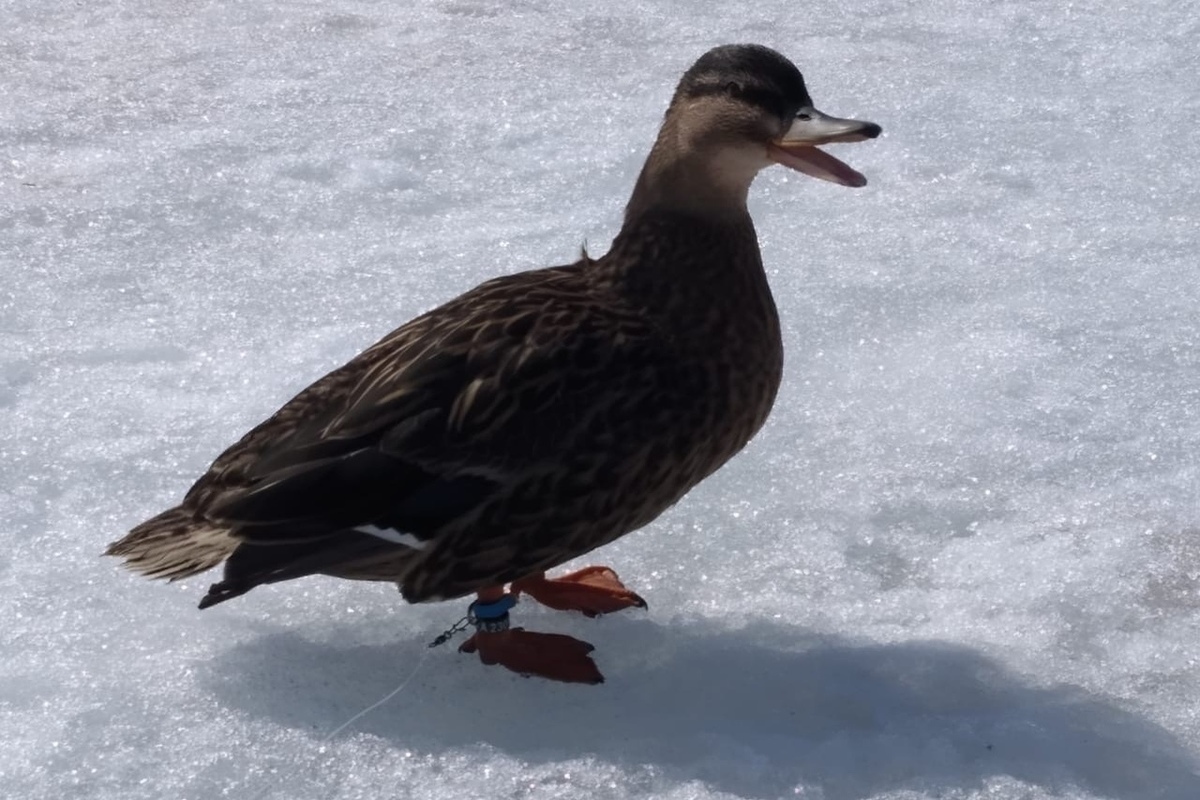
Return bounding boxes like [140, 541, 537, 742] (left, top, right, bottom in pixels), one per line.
[767, 143, 867, 188]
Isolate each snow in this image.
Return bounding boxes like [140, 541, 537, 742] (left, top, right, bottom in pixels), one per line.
[3, 0, 1199, 798]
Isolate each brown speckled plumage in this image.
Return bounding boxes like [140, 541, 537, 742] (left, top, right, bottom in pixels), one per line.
[106, 44, 879, 611]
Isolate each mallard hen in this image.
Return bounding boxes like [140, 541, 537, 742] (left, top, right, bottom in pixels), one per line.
[107, 44, 880, 683]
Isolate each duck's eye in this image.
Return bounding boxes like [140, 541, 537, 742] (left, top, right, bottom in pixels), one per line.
[725, 81, 744, 97]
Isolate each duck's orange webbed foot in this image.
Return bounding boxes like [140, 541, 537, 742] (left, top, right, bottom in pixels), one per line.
[511, 566, 647, 617]
[459, 628, 603, 684]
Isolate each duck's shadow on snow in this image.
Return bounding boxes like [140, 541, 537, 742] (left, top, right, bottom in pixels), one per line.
[205, 614, 1200, 800]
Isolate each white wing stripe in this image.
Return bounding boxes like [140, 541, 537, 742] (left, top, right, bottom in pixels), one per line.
[354, 525, 430, 550]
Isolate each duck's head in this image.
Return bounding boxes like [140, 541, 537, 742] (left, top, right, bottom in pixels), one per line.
[627, 44, 881, 220]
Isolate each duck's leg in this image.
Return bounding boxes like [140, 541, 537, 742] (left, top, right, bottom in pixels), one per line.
[458, 586, 604, 684]
[511, 566, 647, 617]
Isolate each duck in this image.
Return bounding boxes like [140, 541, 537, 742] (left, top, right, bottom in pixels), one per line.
[107, 43, 880, 684]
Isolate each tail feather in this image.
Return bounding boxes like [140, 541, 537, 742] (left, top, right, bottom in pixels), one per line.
[106, 507, 237, 581]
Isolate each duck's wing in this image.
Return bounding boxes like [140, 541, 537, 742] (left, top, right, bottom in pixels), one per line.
[183, 267, 656, 604]
[199, 346, 496, 540]
[189, 341, 500, 606]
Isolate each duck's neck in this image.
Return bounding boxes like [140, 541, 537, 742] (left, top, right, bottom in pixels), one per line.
[597, 198, 771, 328]
[623, 113, 763, 225]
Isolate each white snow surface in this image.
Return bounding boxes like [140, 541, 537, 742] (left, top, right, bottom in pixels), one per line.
[3, 0, 1200, 798]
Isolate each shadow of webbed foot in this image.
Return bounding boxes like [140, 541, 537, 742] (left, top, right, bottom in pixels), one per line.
[459, 628, 604, 684]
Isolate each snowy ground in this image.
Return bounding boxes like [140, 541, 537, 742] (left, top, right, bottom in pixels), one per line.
[4, 0, 1200, 798]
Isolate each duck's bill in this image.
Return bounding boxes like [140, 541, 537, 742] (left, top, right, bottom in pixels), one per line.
[767, 107, 882, 188]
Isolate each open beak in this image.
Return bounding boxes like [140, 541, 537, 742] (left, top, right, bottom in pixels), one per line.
[767, 107, 882, 188]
